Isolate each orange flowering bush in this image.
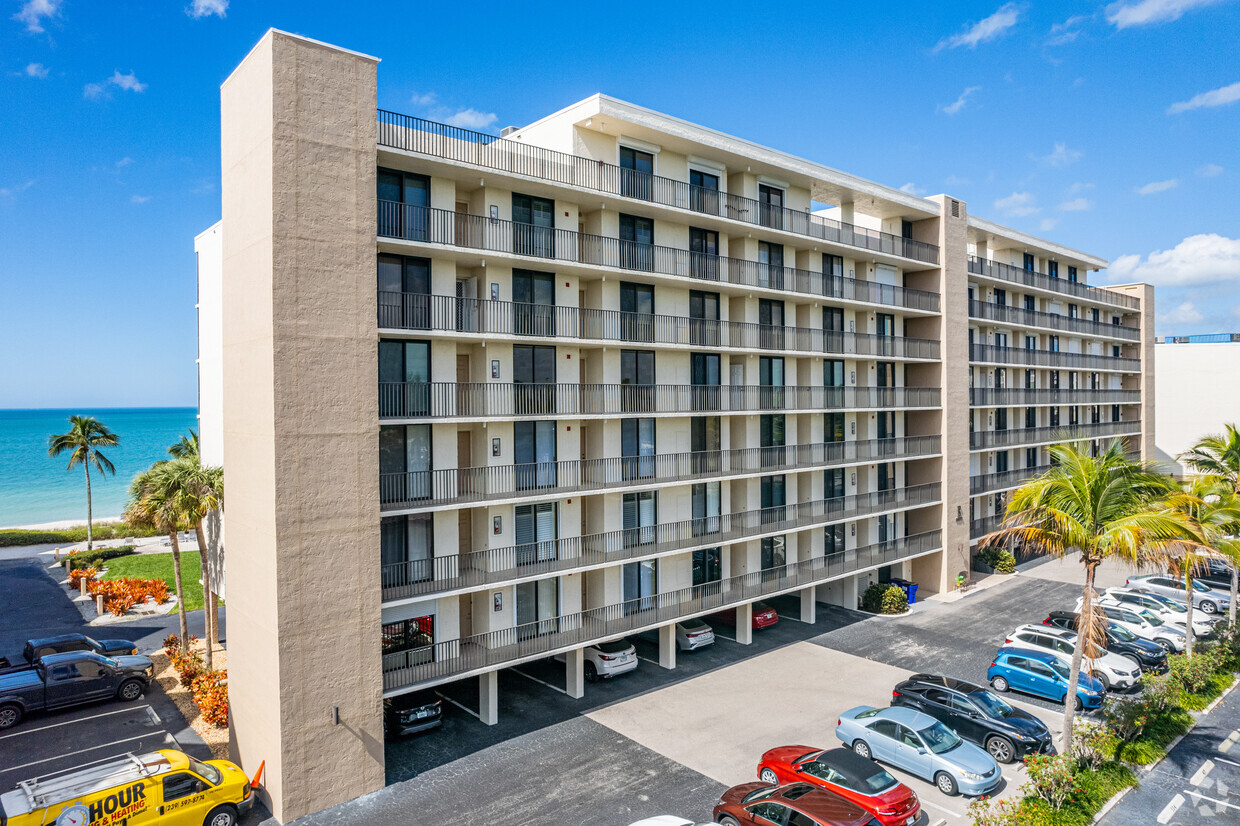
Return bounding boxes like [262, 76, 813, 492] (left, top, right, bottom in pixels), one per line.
[87, 577, 170, 616]
[68, 567, 97, 586]
[191, 669, 229, 728]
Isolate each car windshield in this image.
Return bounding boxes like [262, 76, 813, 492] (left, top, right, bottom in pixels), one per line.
[742, 786, 778, 804]
[188, 757, 222, 785]
[595, 641, 630, 654]
[919, 722, 962, 754]
[1137, 609, 1164, 626]
[969, 691, 1014, 718]
[1191, 580, 1210, 593]
[1109, 623, 1138, 641]
[1047, 660, 1071, 680]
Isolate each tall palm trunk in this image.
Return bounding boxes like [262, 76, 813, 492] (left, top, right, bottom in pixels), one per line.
[1063, 561, 1097, 751]
[84, 464, 94, 552]
[194, 522, 213, 671]
[1185, 570, 1196, 657]
[169, 532, 188, 650]
[1230, 565, 1237, 625]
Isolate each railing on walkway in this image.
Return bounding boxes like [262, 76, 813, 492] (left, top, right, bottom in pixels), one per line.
[968, 388, 1141, 407]
[381, 481, 942, 601]
[381, 529, 943, 689]
[968, 257, 1139, 310]
[378, 201, 941, 313]
[970, 466, 1052, 496]
[969, 420, 1141, 450]
[969, 344, 1140, 372]
[969, 300, 1140, 341]
[970, 515, 1004, 541]
[376, 110, 940, 265]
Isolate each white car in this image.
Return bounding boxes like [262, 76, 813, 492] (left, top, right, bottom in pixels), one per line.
[1091, 602, 1186, 652]
[1126, 574, 1232, 615]
[1005, 625, 1139, 691]
[1097, 589, 1219, 638]
[637, 619, 717, 651]
[627, 818, 720, 826]
[554, 639, 638, 682]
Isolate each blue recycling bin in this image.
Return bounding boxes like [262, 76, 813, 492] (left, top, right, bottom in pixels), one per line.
[889, 578, 918, 605]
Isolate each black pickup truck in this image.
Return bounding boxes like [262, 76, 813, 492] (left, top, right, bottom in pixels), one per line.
[21, 632, 138, 664]
[0, 650, 153, 730]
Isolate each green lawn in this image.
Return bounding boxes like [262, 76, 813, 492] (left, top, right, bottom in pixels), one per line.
[99, 551, 222, 613]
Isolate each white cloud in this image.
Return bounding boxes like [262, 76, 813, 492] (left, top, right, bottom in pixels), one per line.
[995, 191, 1038, 216]
[13, 0, 60, 33]
[1168, 81, 1240, 114]
[443, 108, 497, 129]
[1033, 142, 1083, 167]
[1198, 163, 1224, 177]
[934, 3, 1022, 52]
[940, 86, 981, 115]
[1135, 178, 1179, 194]
[1106, 234, 1240, 287]
[0, 179, 36, 198]
[1106, 0, 1226, 29]
[108, 70, 146, 93]
[1047, 14, 1090, 45]
[1159, 301, 1205, 324]
[1066, 181, 1095, 195]
[130, 195, 150, 204]
[410, 91, 437, 106]
[1059, 198, 1092, 211]
[187, 0, 227, 18]
[24, 62, 48, 78]
[83, 83, 106, 100]
[115, 157, 133, 168]
[944, 174, 971, 187]
[1040, 218, 1060, 231]
[899, 182, 926, 196]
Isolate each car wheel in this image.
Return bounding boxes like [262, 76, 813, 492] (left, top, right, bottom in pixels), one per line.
[717, 818, 741, 826]
[935, 771, 959, 796]
[1201, 601, 1218, 614]
[986, 735, 1016, 763]
[202, 805, 238, 826]
[1155, 638, 1175, 653]
[990, 675, 1010, 693]
[852, 740, 872, 760]
[0, 704, 21, 730]
[117, 679, 144, 702]
[1091, 671, 1111, 692]
[759, 767, 778, 785]
[584, 662, 598, 683]
[1074, 694, 1084, 711]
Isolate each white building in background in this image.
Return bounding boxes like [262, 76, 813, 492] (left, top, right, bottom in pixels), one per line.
[1155, 334, 1240, 475]
[195, 220, 224, 468]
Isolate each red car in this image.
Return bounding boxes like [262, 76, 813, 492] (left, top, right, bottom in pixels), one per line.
[756, 747, 920, 826]
[714, 782, 875, 826]
[712, 601, 779, 630]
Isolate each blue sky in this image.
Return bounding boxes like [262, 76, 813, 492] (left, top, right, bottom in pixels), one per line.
[2, 0, 1237, 408]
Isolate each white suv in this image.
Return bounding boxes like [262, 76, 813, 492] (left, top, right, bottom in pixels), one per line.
[1005, 625, 1139, 691]
[1098, 588, 1219, 638]
[1088, 602, 1186, 652]
[555, 638, 638, 682]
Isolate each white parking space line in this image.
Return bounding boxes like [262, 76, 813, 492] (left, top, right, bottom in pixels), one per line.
[6, 732, 174, 774]
[434, 691, 480, 720]
[1185, 790, 1240, 811]
[1157, 793, 1184, 823]
[1215, 756, 1240, 768]
[915, 797, 963, 819]
[0, 705, 157, 740]
[636, 655, 661, 666]
[1190, 759, 1215, 786]
[509, 668, 567, 695]
[711, 630, 737, 642]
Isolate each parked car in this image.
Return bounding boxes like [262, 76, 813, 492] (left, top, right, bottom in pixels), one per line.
[987, 647, 1104, 710]
[1126, 574, 1231, 615]
[22, 633, 138, 664]
[383, 688, 443, 737]
[711, 602, 779, 630]
[626, 817, 720, 826]
[0, 651, 153, 729]
[713, 782, 877, 826]
[1042, 611, 1168, 673]
[1091, 601, 1187, 652]
[1188, 557, 1236, 590]
[1092, 589, 1218, 638]
[636, 619, 716, 652]
[1003, 625, 1139, 692]
[755, 746, 920, 826]
[891, 674, 1054, 763]
[553, 639, 637, 682]
[834, 705, 1002, 797]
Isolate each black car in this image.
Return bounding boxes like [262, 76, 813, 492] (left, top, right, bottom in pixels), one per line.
[1043, 611, 1169, 673]
[23, 633, 137, 664]
[891, 673, 1054, 763]
[384, 689, 443, 737]
[1191, 558, 1236, 590]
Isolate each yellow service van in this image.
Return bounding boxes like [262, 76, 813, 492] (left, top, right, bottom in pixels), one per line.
[0, 749, 256, 826]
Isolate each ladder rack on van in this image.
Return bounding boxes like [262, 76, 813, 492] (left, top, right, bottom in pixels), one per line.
[13, 752, 167, 813]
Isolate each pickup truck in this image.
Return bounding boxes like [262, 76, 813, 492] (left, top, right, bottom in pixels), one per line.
[0, 651, 154, 730]
[23, 632, 138, 663]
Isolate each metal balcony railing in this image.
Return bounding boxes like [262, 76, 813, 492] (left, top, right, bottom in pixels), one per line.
[969, 420, 1141, 450]
[969, 300, 1140, 341]
[970, 465, 1051, 496]
[381, 529, 943, 689]
[968, 388, 1142, 407]
[970, 515, 1004, 540]
[380, 482, 942, 601]
[376, 110, 940, 265]
[967, 257, 1139, 310]
[378, 293, 941, 360]
[379, 381, 942, 420]
[378, 202, 941, 313]
[969, 344, 1140, 372]
[380, 434, 943, 511]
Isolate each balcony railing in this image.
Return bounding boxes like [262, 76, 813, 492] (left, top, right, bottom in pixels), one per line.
[381, 529, 943, 689]
[970, 465, 1051, 496]
[378, 293, 941, 360]
[381, 482, 942, 601]
[968, 388, 1141, 407]
[376, 110, 940, 265]
[969, 420, 1141, 450]
[380, 434, 943, 511]
[379, 381, 942, 420]
[969, 344, 1140, 372]
[968, 257, 1139, 310]
[969, 300, 1140, 341]
[970, 515, 1004, 540]
[378, 202, 941, 313]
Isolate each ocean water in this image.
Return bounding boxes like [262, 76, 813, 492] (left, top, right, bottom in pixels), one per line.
[0, 408, 199, 528]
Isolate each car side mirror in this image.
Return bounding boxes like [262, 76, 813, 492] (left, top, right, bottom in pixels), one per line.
[916, 747, 927, 755]
[98, 668, 107, 677]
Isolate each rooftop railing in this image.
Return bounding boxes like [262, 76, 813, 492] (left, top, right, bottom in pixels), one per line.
[969, 344, 1140, 372]
[378, 293, 941, 360]
[969, 300, 1140, 341]
[969, 420, 1141, 450]
[381, 529, 943, 690]
[376, 110, 940, 265]
[968, 388, 1141, 407]
[968, 256, 1139, 310]
[381, 481, 942, 601]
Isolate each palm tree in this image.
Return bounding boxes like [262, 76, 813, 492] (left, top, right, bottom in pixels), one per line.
[126, 463, 190, 649]
[168, 430, 199, 460]
[1180, 426, 1240, 624]
[1164, 477, 1240, 654]
[981, 440, 1195, 751]
[48, 416, 120, 551]
[161, 457, 222, 669]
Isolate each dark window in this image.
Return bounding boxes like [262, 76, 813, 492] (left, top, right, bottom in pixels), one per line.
[825, 467, 845, 498]
[515, 577, 559, 637]
[994, 288, 1007, 307]
[1024, 295, 1036, 312]
[691, 353, 721, 411]
[825, 523, 845, 554]
[995, 451, 1009, 473]
[824, 359, 844, 388]
[163, 773, 205, 803]
[689, 169, 720, 214]
[377, 254, 431, 329]
[512, 269, 555, 336]
[761, 475, 786, 524]
[381, 615, 433, 657]
[511, 194, 555, 258]
[515, 502, 557, 566]
[377, 168, 429, 240]
[689, 289, 720, 345]
[380, 514, 434, 587]
[1027, 447, 1038, 468]
[825, 411, 845, 443]
[689, 227, 719, 281]
[378, 340, 430, 417]
[901, 219, 913, 239]
[621, 418, 656, 480]
[760, 356, 784, 411]
[621, 559, 657, 612]
[760, 414, 785, 468]
[876, 312, 895, 337]
[995, 408, 1007, 431]
[758, 184, 784, 229]
[759, 299, 785, 349]
[620, 349, 655, 413]
[514, 420, 556, 490]
[622, 490, 657, 548]
[1068, 265, 1078, 282]
[1048, 260, 1059, 278]
[618, 146, 653, 200]
[379, 424, 431, 503]
[513, 345, 556, 415]
[758, 241, 784, 290]
[822, 254, 844, 298]
[1023, 253, 1035, 271]
[876, 410, 895, 440]
[761, 535, 786, 570]
[618, 213, 654, 271]
[619, 281, 655, 342]
[692, 547, 722, 584]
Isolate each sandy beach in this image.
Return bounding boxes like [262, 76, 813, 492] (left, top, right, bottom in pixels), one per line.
[1, 516, 124, 531]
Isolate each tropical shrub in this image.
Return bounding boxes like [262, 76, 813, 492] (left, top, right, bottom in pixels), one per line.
[1021, 753, 1080, 810]
[1102, 695, 1149, 741]
[978, 545, 1016, 574]
[68, 567, 98, 587]
[66, 545, 137, 571]
[1142, 672, 1176, 714]
[965, 795, 1019, 826]
[169, 645, 205, 686]
[861, 583, 908, 614]
[86, 577, 169, 616]
[1070, 720, 1116, 770]
[191, 669, 229, 728]
[1169, 649, 1222, 694]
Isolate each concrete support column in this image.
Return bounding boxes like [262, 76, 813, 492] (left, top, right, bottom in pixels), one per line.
[735, 604, 753, 645]
[565, 647, 585, 698]
[479, 670, 499, 726]
[658, 624, 677, 669]
[800, 587, 817, 624]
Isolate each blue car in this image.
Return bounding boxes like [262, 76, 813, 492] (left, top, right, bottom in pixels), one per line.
[834, 705, 1002, 797]
[987, 647, 1105, 710]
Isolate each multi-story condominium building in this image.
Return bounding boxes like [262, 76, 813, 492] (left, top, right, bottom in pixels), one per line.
[195, 30, 1155, 822]
[1154, 333, 1240, 476]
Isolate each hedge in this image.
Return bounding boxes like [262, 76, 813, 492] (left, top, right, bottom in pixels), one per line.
[861, 583, 909, 614]
[65, 546, 138, 571]
[0, 523, 161, 547]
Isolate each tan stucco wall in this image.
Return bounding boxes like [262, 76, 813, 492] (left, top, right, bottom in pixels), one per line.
[221, 30, 383, 822]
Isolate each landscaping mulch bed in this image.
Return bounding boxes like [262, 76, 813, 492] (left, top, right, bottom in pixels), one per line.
[152, 640, 229, 759]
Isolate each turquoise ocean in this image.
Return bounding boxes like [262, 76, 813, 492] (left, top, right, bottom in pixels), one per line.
[0, 408, 199, 528]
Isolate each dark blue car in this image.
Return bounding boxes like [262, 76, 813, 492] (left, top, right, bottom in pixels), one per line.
[987, 647, 1104, 710]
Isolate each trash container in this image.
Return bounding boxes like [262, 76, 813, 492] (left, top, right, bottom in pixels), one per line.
[889, 578, 918, 605]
